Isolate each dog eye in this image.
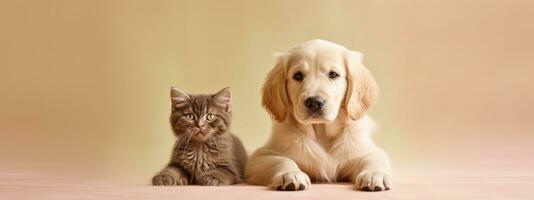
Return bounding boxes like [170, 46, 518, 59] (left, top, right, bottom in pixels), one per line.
[293, 71, 304, 81]
[328, 71, 340, 79]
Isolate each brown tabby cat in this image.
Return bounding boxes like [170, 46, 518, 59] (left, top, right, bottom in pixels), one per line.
[152, 87, 248, 186]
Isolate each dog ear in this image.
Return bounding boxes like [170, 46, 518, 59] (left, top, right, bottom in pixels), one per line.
[213, 87, 232, 112]
[343, 51, 379, 120]
[262, 53, 290, 122]
[170, 86, 190, 109]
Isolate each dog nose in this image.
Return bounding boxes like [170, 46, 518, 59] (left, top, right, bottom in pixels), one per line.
[305, 96, 325, 112]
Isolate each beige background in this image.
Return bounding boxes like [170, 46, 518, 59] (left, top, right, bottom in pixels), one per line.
[1, 0, 533, 184]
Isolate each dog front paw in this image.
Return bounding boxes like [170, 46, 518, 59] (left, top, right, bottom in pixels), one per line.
[271, 171, 311, 191]
[152, 170, 188, 186]
[355, 170, 391, 191]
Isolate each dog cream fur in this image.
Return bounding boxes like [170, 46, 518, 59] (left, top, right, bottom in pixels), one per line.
[245, 39, 392, 191]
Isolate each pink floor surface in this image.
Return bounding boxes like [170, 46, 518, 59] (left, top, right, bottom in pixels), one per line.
[1, 169, 533, 200]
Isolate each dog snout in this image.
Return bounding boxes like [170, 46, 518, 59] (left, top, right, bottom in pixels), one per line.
[305, 96, 325, 112]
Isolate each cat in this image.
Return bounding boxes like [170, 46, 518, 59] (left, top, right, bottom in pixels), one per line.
[152, 87, 248, 186]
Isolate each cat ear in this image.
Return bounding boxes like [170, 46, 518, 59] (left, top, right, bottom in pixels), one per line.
[170, 86, 189, 108]
[213, 87, 231, 112]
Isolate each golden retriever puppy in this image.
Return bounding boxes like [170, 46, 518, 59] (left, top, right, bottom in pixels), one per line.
[245, 39, 391, 191]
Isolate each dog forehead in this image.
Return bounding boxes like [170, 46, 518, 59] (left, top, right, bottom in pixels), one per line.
[316, 49, 344, 66]
[287, 48, 344, 66]
[299, 39, 347, 49]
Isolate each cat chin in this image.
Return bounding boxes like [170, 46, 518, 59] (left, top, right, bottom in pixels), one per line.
[192, 133, 211, 142]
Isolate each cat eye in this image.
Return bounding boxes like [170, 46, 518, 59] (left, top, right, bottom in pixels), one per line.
[328, 71, 340, 79]
[184, 113, 195, 121]
[293, 71, 304, 81]
[206, 113, 215, 121]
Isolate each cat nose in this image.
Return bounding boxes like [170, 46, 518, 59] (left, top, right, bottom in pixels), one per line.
[196, 120, 205, 127]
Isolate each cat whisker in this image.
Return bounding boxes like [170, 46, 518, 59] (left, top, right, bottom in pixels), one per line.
[176, 129, 193, 150]
[175, 132, 187, 150]
[210, 136, 222, 159]
[183, 131, 194, 150]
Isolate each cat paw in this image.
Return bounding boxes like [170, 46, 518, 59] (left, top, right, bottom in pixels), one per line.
[271, 171, 311, 191]
[355, 170, 391, 192]
[152, 171, 188, 186]
[200, 176, 228, 186]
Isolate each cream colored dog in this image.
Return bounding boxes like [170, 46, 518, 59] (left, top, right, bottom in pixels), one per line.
[245, 39, 391, 191]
